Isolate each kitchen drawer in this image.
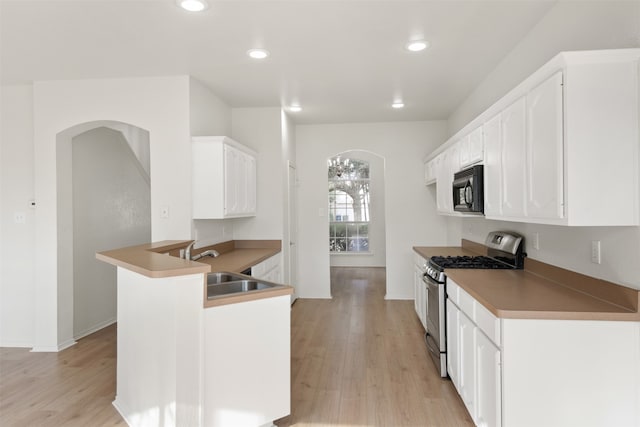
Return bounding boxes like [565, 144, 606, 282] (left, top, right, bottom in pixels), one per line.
[447, 279, 461, 306]
[458, 286, 475, 320]
[475, 300, 501, 346]
[414, 253, 427, 267]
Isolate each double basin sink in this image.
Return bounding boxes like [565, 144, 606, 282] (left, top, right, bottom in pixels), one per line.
[207, 272, 277, 298]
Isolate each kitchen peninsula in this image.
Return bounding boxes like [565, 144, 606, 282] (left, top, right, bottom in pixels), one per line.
[97, 240, 293, 427]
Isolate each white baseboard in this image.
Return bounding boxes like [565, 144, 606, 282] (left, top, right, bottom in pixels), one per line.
[31, 339, 77, 352]
[0, 340, 33, 348]
[113, 398, 133, 426]
[74, 317, 117, 340]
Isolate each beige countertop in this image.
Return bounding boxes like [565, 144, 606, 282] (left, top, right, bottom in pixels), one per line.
[413, 241, 640, 321]
[97, 239, 293, 307]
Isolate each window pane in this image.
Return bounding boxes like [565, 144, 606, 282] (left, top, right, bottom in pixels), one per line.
[328, 156, 371, 253]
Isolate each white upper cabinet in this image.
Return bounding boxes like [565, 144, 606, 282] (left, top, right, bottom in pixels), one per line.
[500, 97, 527, 218]
[460, 126, 484, 168]
[436, 142, 461, 215]
[526, 71, 564, 220]
[426, 49, 640, 226]
[192, 136, 257, 219]
[483, 114, 502, 217]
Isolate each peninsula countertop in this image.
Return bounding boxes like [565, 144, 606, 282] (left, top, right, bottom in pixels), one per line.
[413, 242, 640, 321]
[96, 240, 282, 278]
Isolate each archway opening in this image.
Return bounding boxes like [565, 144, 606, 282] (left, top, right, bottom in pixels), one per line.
[56, 121, 151, 343]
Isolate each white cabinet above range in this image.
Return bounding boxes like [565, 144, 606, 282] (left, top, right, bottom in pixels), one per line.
[424, 48, 640, 226]
[192, 136, 257, 219]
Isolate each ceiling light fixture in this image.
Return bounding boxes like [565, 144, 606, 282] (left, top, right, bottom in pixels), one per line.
[177, 0, 209, 12]
[247, 49, 270, 59]
[289, 105, 302, 112]
[392, 102, 405, 109]
[405, 40, 430, 52]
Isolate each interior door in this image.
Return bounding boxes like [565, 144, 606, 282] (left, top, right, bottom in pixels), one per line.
[288, 162, 298, 303]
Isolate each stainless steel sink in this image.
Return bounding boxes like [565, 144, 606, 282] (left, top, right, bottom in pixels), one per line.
[207, 272, 246, 285]
[206, 271, 279, 299]
[207, 280, 276, 297]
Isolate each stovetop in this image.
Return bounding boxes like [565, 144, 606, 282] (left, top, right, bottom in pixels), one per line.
[429, 255, 515, 270]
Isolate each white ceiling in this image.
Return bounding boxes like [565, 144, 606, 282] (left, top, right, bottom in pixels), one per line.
[0, 0, 557, 124]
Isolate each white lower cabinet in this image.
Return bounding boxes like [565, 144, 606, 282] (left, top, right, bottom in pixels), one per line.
[475, 331, 501, 427]
[447, 278, 640, 427]
[413, 254, 427, 330]
[448, 294, 499, 427]
[252, 253, 282, 283]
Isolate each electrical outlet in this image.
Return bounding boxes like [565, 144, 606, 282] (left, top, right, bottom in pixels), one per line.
[591, 240, 601, 264]
[160, 206, 169, 218]
[533, 232, 540, 250]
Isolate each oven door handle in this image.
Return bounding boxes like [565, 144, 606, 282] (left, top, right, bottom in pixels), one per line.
[425, 331, 441, 356]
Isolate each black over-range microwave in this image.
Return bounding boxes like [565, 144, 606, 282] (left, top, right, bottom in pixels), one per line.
[452, 165, 484, 214]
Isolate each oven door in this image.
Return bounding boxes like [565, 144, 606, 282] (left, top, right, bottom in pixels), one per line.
[423, 274, 447, 377]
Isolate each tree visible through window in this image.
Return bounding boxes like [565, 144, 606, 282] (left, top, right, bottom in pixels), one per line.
[328, 157, 370, 253]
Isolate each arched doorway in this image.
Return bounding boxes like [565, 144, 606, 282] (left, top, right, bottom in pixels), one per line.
[56, 121, 151, 343]
[328, 150, 386, 270]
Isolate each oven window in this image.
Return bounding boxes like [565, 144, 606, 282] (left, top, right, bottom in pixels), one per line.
[328, 157, 370, 253]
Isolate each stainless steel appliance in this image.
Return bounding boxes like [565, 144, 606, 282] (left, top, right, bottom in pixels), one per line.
[422, 231, 525, 377]
[453, 165, 484, 214]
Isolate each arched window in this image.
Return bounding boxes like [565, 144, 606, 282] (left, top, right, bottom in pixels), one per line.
[328, 157, 370, 253]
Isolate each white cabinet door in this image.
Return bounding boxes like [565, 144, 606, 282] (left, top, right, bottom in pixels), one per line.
[500, 97, 527, 217]
[476, 331, 501, 427]
[459, 310, 477, 420]
[252, 253, 282, 283]
[446, 299, 460, 391]
[526, 71, 564, 220]
[223, 144, 240, 216]
[436, 151, 450, 214]
[436, 143, 461, 214]
[246, 154, 257, 214]
[460, 126, 484, 168]
[483, 114, 502, 216]
[193, 136, 257, 219]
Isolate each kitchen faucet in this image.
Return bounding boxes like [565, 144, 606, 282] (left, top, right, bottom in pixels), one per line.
[184, 241, 219, 261]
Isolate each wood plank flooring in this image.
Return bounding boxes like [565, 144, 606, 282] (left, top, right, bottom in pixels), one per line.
[276, 267, 474, 426]
[0, 267, 473, 426]
[0, 324, 124, 426]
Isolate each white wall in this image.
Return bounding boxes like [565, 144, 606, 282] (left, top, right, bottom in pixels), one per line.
[448, 0, 640, 136]
[296, 121, 449, 299]
[0, 85, 36, 347]
[329, 150, 386, 267]
[33, 76, 192, 350]
[444, 1, 640, 290]
[72, 127, 151, 339]
[231, 108, 284, 240]
[189, 77, 234, 248]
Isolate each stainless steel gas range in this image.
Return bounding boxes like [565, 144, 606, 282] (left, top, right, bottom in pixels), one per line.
[423, 231, 526, 377]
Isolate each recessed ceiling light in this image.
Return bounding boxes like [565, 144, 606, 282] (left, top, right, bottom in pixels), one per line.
[392, 102, 405, 109]
[405, 40, 430, 52]
[289, 105, 302, 112]
[247, 49, 270, 59]
[177, 0, 208, 12]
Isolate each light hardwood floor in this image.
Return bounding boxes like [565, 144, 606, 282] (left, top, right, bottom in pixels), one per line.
[1, 267, 473, 426]
[276, 267, 473, 427]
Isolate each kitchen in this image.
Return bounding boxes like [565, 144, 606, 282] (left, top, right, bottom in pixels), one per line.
[2, 1, 640, 426]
